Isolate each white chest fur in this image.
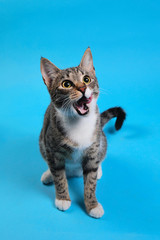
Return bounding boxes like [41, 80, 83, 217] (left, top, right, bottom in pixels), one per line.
[66, 111, 97, 148]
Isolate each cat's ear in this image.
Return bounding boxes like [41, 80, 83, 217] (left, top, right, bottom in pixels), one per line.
[40, 57, 60, 87]
[79, 47, 95, 74]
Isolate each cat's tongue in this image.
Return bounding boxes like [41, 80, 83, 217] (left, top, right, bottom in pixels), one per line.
[74, 96, 92, 115]
[75, 103, 88, 115]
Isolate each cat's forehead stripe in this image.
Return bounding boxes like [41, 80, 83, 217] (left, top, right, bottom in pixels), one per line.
[62, 67, 84, 80]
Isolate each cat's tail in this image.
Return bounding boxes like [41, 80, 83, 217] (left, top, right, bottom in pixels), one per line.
[100, 107, 126, 130]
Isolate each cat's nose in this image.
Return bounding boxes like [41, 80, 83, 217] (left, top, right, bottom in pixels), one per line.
[78, 85, 86, 94]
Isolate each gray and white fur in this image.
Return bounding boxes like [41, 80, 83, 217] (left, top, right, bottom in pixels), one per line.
[39, 48, 126, 218]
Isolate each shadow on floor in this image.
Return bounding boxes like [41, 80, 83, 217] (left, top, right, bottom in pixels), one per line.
[104, 122, 150, 140]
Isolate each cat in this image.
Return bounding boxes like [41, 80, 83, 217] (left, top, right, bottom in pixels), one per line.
[39, 47, 126, 218]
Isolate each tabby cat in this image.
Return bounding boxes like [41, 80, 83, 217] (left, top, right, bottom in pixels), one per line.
[39, 48, 126, 218]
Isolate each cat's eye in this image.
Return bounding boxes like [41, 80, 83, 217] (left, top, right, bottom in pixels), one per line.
[83, 76, 91, 85]
[62, 80, 73, 88]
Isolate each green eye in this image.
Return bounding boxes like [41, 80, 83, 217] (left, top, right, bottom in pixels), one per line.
[83, 76, 91, 85]
[62, 80, 73, 88]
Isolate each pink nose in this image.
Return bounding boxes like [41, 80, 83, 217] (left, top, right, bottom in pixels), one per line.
[78, 85, 86, 93]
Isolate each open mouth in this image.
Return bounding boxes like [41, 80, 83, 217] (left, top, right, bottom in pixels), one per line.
[73, 95, 92, 115]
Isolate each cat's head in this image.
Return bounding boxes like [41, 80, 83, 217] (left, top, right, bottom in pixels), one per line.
[40, 48, 99, 117]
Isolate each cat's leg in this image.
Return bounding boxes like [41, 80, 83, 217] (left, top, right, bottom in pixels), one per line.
[97, 164, 102, 180]
[82, 144, 104, 218]
[41, 169, 53, 184]
[48, 159, 71, 211]
[83, 167, 104, 218]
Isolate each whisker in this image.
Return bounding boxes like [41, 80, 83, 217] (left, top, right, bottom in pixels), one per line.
[99, 87, 110, 94]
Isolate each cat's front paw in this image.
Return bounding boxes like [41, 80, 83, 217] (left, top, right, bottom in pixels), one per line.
[55, 199, 71, 211]
[89, 203, 104, 218]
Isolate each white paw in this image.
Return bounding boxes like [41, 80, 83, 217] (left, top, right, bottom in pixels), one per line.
[55, 199, 71, 211]
[89, 203, 104, 218]
[97, 165, 102, 180]
[41, 169, 53, 184]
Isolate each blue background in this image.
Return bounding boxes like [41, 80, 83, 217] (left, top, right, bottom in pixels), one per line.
[0, 1, 160, 239]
